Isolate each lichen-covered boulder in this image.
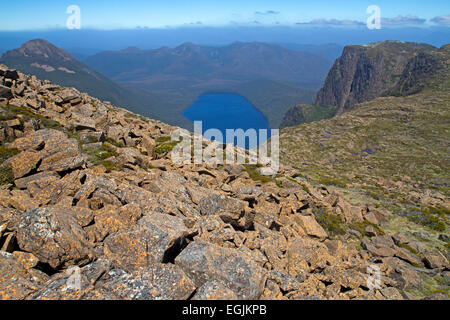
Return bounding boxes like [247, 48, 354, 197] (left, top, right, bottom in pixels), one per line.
[192, 280, 238, 300]
[175, 240, 267, 300]
[12, 207, 94, 269]
[104, 212, 194, 272]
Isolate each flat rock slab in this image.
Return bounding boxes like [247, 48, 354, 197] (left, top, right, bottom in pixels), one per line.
[198, 193, 247, 216]
[97, 264, 195, 300]
[31, 260, 195, 300]
[104, 212, 193, 272]
[293, 214, 328, 239]
[10, 151, 41, 179]
[34, 129, 84, 172]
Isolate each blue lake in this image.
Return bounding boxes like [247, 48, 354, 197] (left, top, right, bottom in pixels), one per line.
[182, 93, 271, 149]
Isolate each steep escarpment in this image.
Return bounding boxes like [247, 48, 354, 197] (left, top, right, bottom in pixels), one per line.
[314, 41, 438, 113]
[281, 41, 445, 128]
[0, 64, 449, 300]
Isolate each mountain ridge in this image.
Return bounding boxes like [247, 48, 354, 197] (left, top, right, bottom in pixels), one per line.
[0, 39, 155, 118]
[85, 41, 332, 89]
[1, 40, 322, 129]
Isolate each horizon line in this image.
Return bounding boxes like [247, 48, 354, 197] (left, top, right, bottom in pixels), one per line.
[1, 24, 450, 33]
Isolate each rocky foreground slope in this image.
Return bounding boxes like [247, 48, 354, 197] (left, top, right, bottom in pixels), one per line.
[0, 65, 448, 300]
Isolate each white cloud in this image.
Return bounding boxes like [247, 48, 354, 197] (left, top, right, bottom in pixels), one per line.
[296, 19, 365, 26]
[255, 10, 279, 16]
[381, 15, 426, 25]
[431, 15, 450, 26]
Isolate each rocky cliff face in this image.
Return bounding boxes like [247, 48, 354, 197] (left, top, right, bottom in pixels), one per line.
[315, 41, 438, 113]
[0, 64, 448, 300]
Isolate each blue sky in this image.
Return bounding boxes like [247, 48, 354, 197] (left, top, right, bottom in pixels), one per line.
[1, 0, 449, 30]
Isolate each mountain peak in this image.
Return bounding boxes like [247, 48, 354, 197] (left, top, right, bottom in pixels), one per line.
[2, 39, 73, 62]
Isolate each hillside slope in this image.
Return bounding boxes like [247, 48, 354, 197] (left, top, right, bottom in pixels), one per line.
[280, 45, 450, 291]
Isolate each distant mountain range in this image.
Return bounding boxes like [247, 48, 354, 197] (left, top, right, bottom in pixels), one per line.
[85, 42, 331, 89]
[1, 39, 331, 129]
[275, 43, 344, 62]
[84, 41, 332, 128]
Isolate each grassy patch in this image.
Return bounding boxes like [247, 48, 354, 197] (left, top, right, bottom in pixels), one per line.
[84, 143, 122, 173]
[104, 137, 125, 148]
[0, 145, 20, 163]
[317, 177, 348, 188]
[0, 166, 14, 185]
[100, 160, 123, 173]
[40, 118, 63, 130]
[300, 182, 311, 194]
[125, 112, 149, 122]
[0, 108, 17, 121]
[67, 129, 82, 146]
[86, 135, 100, 143]
[155, 141, 179, 154]
[312, 205, 347, 237]
[244, 164, 272, 184]
[84, 143, 119, 161]
[155, 136, 180, 155]
[400, 206, 448, 232]
[2, 105, 63, 131]
[350, 220, 385, 237]
[156, 136, 172, 144]
[397, 242, 419, 255]
[406, 272, 450, 299]
[445, 242, 450, 253]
